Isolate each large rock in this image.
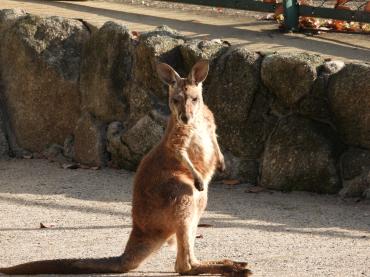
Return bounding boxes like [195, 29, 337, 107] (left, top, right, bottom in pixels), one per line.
[107, 115, 164, 169]
[0, 14, 90, 152]
[80, 21, 131, 123]
[123, 26, 185, 125]
[215, 151, 259, 184]
[328, 63, 370, 149]
[294, 61, 345, 124]
[206, 47, 274, 159]
[0, 9, 26, 32]
[74, 112, 107, 167]
[0, 107, 9, 158]
[261, 53, 323, 107]
[339, 148, 370, 198]
[179, 39, 229, 71]
[261, 116, 342, 193]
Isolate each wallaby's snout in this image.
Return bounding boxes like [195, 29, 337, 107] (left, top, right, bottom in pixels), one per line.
[180, 113, 189, 124]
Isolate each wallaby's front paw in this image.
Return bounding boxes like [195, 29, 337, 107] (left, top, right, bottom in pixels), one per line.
[194, 176, 204, 191]
[217, 156, 226, 173]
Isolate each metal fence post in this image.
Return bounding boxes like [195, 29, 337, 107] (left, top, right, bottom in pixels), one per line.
[283, 0, 299, 31]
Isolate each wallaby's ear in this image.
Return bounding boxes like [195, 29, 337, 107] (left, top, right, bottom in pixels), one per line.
[188, 59, 209, 85]
[156, 62, 181, 86]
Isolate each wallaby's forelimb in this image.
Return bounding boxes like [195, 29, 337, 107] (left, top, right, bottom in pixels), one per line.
[169, 123, 204, 191]
[212, 132, 225, 172]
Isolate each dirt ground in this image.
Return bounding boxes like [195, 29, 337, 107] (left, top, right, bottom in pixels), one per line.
[0, 159, 369, 277]
[0, 0, 369, 62]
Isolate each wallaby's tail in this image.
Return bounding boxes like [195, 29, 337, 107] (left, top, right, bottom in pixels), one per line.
[0, 256, 124, 275]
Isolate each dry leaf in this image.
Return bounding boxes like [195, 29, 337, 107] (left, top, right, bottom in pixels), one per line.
[91, 166, 100, 170]
[275, 3, 284, 17]
[365, 2, 370, 12]
[336, 0, 349, 6]
[62, 163, 78, 170]
[40, 223, 55, 229]
[245, 186, 266, 193]
[222, 179, 240, 185]
[333, 20, 345, 31]
[198, 223, 213, 228]
[23, 154, 33, 159]
[263, 0, 277, 3]
[131, 31, 140, 38]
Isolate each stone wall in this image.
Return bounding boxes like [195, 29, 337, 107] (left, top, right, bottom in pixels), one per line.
[0, 9, 369, 197]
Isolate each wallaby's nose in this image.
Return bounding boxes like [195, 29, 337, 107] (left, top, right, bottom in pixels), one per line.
[181, 114, 189, 124]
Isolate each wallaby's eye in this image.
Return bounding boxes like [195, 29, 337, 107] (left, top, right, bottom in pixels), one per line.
[192, 97, 198, 102]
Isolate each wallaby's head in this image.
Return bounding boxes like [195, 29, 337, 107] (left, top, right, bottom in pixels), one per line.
[156, 60, 209, 125]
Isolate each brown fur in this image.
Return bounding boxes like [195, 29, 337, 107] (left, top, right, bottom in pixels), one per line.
[0, 60, 251, 276]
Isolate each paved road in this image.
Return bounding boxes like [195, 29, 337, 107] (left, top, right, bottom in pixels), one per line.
[0, 0, 369, 62]
[0, 159, 369, 276]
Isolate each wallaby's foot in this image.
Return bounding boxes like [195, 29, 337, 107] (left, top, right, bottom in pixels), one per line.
[194, 176, 204, 191]
[176, 260, 252, 276]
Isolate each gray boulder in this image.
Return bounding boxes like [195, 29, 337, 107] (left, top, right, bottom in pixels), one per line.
[339, 148, 370, 198]
[328, 63, 370, 149]
[261, 53, 323, 107]
[107, 115, 164, 169]
[124, 26, 185, 125]
[74, 112, 107, 167]
[0, 14, 90, 152]
[0, 107, 9, 158]
[180, 39, 229, 71]
[206, 47, 275, 159]
[215, 151, 259, 184]
[0, 9, 26, 32]
[80, 21, 131, 123]
[261, 116, 342, 193]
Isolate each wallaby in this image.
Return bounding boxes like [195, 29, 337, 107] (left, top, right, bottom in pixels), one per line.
[0, 60, 252, 276]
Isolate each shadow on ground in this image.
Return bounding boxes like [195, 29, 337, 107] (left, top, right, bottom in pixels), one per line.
[1, 159, 369, 241]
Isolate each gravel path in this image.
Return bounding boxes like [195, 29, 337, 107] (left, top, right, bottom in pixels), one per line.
[1, 159, 369, 276]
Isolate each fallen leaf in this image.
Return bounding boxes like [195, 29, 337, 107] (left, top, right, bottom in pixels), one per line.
[275, 3, 284, 17]
[365, 2, 370, 12]
[198, 223, 213, 228]
[222, 179, 240, 186]
[40, 223, 56, 229]
[91, 166, 100, 170]
[245, 186, 266, 193]
[23, 154, 33, 159]
[196, 234, 204, 239]
[62, 163, 79, 170]
[216, 7, 223, 13]
[336, 0, 349, 6]
[263, 0, 277, 3]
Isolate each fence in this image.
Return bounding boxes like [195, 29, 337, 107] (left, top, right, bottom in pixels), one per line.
[161, 0, 370, 31]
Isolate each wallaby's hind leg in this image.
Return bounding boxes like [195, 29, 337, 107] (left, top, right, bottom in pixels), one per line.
[119, 225, 168, 272]
[174, 220, 252, 276]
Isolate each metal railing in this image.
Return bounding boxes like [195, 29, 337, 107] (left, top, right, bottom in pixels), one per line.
[161, 0, 370, 31]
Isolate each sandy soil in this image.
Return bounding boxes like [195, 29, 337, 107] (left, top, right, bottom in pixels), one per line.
[0, 159, 369, 277]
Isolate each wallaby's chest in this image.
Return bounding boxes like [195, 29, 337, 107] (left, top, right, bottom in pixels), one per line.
[188, 125, 215, 166]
